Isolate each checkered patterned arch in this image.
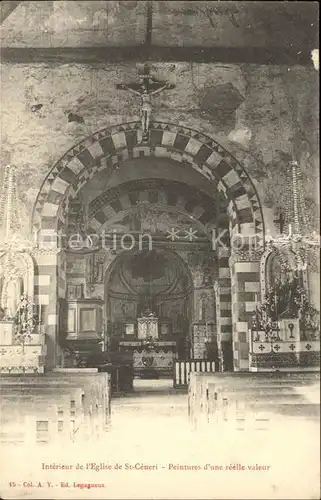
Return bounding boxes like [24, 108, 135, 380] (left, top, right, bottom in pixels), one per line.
[32, 121, 264, 240]
[32, 121, 265, 371]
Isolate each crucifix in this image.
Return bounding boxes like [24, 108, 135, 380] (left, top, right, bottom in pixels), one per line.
[274, 211, 285, 234]
[116, 64, 175, 141]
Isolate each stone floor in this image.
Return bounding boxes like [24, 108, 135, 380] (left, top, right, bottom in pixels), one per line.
[1, 379, 320, 500]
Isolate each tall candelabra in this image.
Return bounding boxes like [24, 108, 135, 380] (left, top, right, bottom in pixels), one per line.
[266, 160, 319, 272]
[0, 165, 37, 319]
[254, 160, 319, 341]
[0, 165, 35, 256]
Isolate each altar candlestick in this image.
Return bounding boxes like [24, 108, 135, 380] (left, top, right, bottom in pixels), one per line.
[301, 293, 305, 307]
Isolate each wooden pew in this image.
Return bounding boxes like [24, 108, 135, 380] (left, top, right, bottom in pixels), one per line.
[0, 390, 81, 444]
[52, 369, 111, 435]
[188, 372, 320, 431]
[205, 383, 315, 431]
[0, 369, 111, 444]
[0, 383, 93, 441]
[1, 402, 61, 445]
[1, 370, 111, 426]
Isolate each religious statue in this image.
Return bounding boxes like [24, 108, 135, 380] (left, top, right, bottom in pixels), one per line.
[117, 66, 175, 141]
[0, 275, 24, 319]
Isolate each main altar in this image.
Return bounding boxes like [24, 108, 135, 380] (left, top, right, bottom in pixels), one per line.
[118, 312, 177, 377]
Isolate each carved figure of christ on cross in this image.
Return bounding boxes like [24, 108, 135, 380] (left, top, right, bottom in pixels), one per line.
[117, 66, 175, 141]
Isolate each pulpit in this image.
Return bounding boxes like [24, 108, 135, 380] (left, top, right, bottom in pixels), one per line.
[61, 299, 104, 366]
[65, 299, 103, 341]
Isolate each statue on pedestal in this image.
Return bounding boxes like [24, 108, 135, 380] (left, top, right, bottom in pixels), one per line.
[1, 276, 23, 319]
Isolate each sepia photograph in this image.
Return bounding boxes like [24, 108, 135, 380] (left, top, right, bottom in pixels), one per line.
[0, 1, 320, 499]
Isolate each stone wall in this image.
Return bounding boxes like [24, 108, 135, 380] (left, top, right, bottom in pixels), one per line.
[1, 1, 316, 51]
[1, 61, 318, 235]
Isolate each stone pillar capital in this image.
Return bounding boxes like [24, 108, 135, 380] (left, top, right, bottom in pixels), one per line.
[229, 248, 264, 266]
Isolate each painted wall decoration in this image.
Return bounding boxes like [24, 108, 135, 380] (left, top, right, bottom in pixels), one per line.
[105, 249, 194, 330]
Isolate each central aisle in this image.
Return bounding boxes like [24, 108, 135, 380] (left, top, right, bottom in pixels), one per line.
[111, 378, 189, 428]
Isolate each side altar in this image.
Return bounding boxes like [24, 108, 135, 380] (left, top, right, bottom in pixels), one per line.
[0, 313, 46, 375]
[249, 317, 320, 371]
[248, 271, 320, 372]
[118, 312, 177, 377]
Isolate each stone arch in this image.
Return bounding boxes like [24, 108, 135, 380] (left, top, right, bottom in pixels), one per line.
[91, 203, 210, 235]
[32, 121, 266, 372]
[84, 246, 196, 307]
[86, 178, 221, 237]
[32, 121, 264, 242]
[102, 246, 195, 317]
[103, 245, 195, 356]
[103, 245, 194, 295]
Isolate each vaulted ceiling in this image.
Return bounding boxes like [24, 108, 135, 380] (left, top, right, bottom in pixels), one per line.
[0, 1, 318, 65]
[86, 178, 221, 235]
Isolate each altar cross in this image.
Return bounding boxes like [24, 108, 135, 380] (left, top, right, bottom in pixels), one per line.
[117, 64, 175, 141]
